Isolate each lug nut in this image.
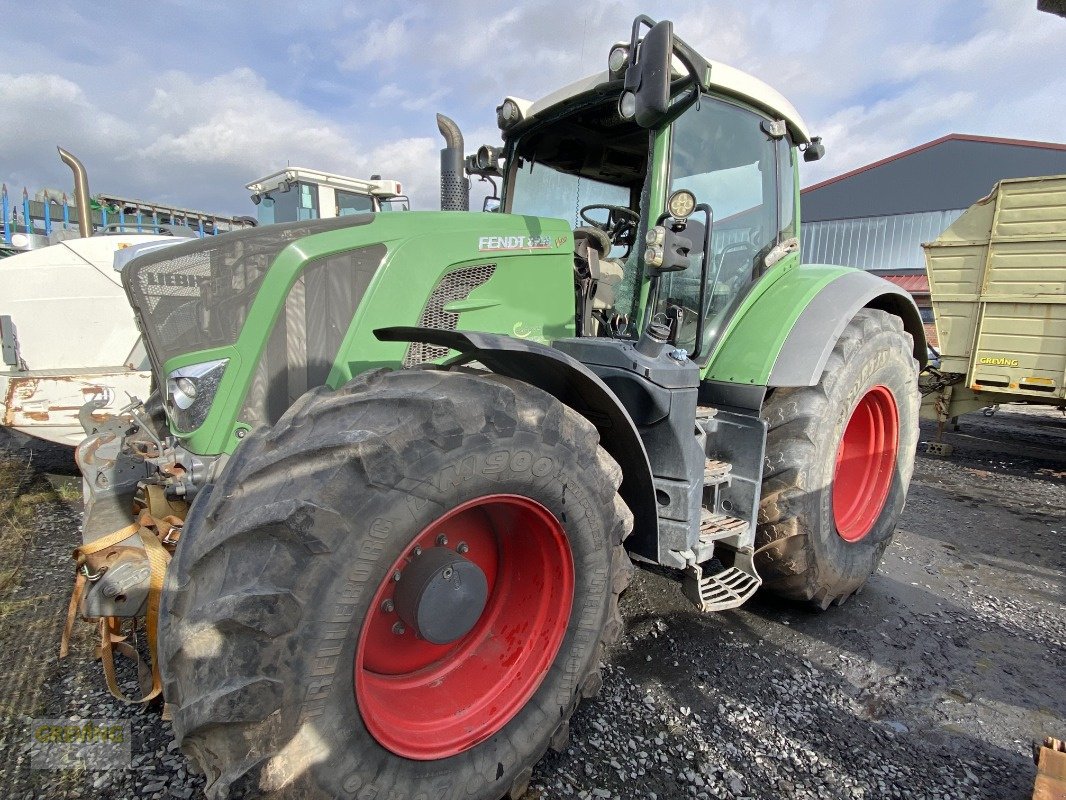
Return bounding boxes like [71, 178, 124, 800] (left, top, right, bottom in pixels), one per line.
[392, 570, 402, 582]
[392, 621, 405, 635]
[436, 534, 448, 546]
[457, 542, 469, 554]
[442, 566, 454, 580]
[412, 545, 422, 557]
[381, 599, 394, 613]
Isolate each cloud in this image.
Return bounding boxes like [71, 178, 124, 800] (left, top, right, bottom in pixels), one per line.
[338, 12, 420, 72]
[371, 83, 451, 112]
[1, 0, 1063, 216]
[0, 67, 442, 214]
[0, 73, 137, 192]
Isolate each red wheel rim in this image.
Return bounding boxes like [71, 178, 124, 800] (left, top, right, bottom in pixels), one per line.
[833, 385, 899, 543]
[355, 494, 574, 760]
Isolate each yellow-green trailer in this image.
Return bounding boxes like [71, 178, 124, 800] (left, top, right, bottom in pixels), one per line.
[922, 174, 1066, 423]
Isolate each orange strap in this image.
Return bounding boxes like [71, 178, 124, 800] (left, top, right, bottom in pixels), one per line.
[60, 523, 141, 658]
[61, 522, 172, 704]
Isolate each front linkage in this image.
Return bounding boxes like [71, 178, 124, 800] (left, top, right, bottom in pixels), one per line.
[60, 396, 214, 703]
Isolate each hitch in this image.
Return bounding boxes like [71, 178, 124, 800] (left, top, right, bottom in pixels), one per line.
[61, 398, 205, 703]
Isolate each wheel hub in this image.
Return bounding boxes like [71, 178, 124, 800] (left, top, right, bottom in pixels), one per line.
[394, 547, 488, 644]
[355, 494, 575, 760]
[833, 385, 899, 542]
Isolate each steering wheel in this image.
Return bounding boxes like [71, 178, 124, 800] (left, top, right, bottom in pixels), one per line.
[579, 204, 639, 248]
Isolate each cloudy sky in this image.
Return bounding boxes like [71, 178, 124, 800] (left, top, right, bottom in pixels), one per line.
[1, 1, 1063, 217]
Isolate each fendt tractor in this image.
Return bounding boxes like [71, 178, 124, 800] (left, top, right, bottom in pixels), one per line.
[65, 16, 924, 800]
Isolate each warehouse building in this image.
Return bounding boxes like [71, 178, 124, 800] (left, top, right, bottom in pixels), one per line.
[799, 133, 1066, 344]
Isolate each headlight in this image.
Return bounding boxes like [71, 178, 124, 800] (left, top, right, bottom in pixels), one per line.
[496, 99, 522, 129]
[170, 377, 198, 409]
[166, 358, 228, 432]
[667, 189, 697, 219]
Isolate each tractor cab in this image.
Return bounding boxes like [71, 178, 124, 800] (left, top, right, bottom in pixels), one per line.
[480, 17, 821, 361]
[246, 167, 409, 225]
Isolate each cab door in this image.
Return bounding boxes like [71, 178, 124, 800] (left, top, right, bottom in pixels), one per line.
[651, 95, 797, 361]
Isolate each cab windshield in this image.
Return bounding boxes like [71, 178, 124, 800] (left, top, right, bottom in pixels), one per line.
[509, 164, 628, 230]
[504, 95, 650, 332]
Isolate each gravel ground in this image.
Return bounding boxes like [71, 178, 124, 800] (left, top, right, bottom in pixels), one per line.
[0, 405, 1062, 800]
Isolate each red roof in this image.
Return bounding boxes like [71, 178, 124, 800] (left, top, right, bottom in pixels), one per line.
[879, 274, 929, 293]
[802, 134, 1066, 194]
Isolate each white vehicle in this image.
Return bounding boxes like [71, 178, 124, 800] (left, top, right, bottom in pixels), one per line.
[1, 153, 406, 446]
[246, 167, 409, 223]
[0, 234, 179, 445]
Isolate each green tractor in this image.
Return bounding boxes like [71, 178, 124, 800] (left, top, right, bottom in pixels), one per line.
[69, 15, 924, 800]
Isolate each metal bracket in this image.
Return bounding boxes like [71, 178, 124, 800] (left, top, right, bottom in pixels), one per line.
[0, 315, 21, 367]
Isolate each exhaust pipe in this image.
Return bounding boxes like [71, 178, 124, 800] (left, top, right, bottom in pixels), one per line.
[436, 113, 469, 212]
[57, 147, 92, 238]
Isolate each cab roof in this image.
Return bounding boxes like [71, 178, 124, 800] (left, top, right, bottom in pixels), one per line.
[516, 60, 812, 144]
[246, 168, 403, 198]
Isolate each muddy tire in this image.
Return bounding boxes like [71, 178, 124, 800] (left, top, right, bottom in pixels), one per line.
[755, 309, 919, 610]
[158, 368, 633, 799]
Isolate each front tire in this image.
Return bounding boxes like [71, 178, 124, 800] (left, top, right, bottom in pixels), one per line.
[158, 368, 633, 799]
[755, 309, 919, 609]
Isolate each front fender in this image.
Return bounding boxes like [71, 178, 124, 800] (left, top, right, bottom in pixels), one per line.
[705, 264, 926, 389]
[375, 327, 658, 555]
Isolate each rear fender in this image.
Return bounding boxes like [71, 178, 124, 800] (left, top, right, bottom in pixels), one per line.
[767, 268, 927, 387]
[705, 264, 926, 390]
[374, 327, 658, 557]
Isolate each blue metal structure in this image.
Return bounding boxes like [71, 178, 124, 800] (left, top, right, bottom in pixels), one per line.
[0, 183, 255, 248]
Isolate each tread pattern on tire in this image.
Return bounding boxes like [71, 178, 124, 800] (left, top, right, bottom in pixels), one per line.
[159, 368, 633, 799]
[755, 309, 919, 610]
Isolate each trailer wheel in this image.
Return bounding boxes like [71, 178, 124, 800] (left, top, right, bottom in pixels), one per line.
[158, 368, 632, 799]
[756, 309, 918, 609]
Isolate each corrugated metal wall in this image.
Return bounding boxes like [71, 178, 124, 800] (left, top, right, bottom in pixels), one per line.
[801, 209, 965, 270]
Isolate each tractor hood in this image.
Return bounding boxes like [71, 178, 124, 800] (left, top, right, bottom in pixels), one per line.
[123, 215, 378, 371]
[121, 211, 575, 453]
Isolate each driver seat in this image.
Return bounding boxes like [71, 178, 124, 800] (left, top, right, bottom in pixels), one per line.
[573, 227, 625, 332]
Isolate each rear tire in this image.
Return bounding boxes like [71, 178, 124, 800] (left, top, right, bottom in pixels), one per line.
[158, 368, 633, 799]
[755, 309, 918, 609]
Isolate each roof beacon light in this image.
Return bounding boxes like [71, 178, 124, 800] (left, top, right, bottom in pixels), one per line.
[618, 91, 637, 120]
[608, 45, 629, 74]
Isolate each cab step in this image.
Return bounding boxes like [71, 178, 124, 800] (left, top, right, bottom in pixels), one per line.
[693, 510, 749, 563]
[703, 458, 732, 486]
[683, 559, 762, 612]
[699, 509, 747, 540]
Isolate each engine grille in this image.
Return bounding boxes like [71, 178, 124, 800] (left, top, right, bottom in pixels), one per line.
[124, 215, 373, 369]
[404, 264, 496, 367]
[239, 244, 386, 429]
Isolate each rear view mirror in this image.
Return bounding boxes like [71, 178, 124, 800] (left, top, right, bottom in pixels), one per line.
[619, 19, 674, 129]
[803, 137, 825, 162]
[483, 197, 500, 213]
